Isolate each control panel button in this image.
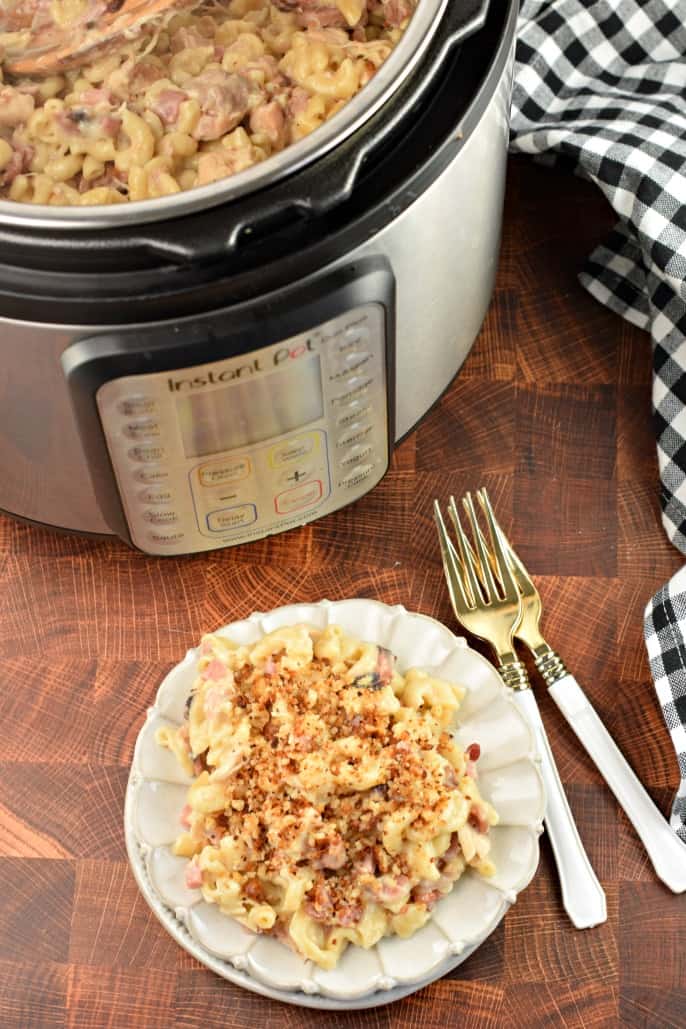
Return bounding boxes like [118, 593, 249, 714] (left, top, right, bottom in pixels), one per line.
[207, 504, 257, 532]
[344, 375, 373, 392]
[337, 324, 370, 352]
[343, 351, 371, 370]
[275, 479, 323, 514]
[337, 422, 372, 448]
[329, 354, 371, 382]
[332, 382, 371, 406]
[128, 444, 166, 463]
[336, 402, 372, 428]
[269, 433, 317, 468]
[341, 464, 374, 488]
[124, 419, 161, 440]
[143, 508, 179, 525]
[148, 530, 185, 546]
[277, 464, 313, 488]
[340, 444, 373, 468]
[133, 466, 169, 484]
[344, 322, 369, 342]
[199, 457, 251, 487]
[138, 487, 174, 505]
[118, 396, 157, 416]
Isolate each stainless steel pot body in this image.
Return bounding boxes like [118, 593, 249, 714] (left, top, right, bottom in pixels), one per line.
[0, 32, 514, 538]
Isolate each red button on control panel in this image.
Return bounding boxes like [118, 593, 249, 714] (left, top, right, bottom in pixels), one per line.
[274, 480, 323, 515]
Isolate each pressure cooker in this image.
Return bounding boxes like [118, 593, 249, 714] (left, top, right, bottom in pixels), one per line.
[0, 0, 517, 555]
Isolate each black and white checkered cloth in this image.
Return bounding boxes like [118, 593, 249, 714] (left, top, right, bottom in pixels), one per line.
[645, 574, 686, 841]
[510, 0, 686, 839]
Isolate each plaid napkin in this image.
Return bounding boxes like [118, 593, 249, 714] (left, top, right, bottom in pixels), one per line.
[509, 0, 686, 839]
[645, 573, 686, 842]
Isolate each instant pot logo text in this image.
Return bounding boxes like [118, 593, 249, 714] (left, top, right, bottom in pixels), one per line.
[167, 339, 315, 391]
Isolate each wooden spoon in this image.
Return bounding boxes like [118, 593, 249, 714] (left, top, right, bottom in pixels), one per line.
[1, 0, 186, 76]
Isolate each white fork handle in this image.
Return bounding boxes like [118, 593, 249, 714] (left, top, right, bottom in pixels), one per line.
[513, 688, 607, 928]
[549, 674, 686, 893]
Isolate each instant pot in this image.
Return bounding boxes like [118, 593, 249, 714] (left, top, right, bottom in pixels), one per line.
[0, 0, 517, 555]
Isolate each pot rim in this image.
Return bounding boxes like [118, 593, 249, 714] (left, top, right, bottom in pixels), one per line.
[0, 0, 449, 231]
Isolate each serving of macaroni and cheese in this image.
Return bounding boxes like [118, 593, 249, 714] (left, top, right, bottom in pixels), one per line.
[0, 0, 416, 205]
[157, 623, 498, 970]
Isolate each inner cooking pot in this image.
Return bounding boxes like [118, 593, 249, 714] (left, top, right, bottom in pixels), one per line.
[0, 0, 490, 230]
[0, 0, 517, 555]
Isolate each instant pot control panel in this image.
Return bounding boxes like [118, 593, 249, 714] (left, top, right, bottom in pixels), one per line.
[62, 262, 395, 555]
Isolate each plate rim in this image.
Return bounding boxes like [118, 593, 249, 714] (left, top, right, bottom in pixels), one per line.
[125, 597, 544, 1010]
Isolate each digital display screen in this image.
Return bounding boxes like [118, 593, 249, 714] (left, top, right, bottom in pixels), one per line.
[177, 354, 324, 458]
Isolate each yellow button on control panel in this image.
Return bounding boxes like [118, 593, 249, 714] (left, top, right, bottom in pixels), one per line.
[268, 432, 319, 468]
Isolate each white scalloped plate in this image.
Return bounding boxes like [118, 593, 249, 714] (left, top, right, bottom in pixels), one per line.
[125, 599, 544, 1010]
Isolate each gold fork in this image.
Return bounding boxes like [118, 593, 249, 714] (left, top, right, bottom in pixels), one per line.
[434, 493, 529, 690]
[434, 494, 608, 928]
[473, 488, 686, 895]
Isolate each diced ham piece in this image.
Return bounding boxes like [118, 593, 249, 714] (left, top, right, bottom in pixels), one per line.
[151, 88, 187, 126]
[80, 88, 115, 107]
[316, 835, 347, 870]
[376, 647, 395, 686]
[365, 874, 409, 904]
[442, 833, 461, 864]
[129, 61, 164, 93]
[413, 875, 453, 908]
[179, 803, 193, 829]
[192, 750, 208, 776]
[101, 115, 122, 138]
[305, 881, 334, 922]
[0, 87, 34, 127]
[355, 849, 376, 875]
[0, 143, 33, 187]
[203, 685, 228, 717]
[246, 56, 281, 81]
[466, 742, 481, 779]
[203, 658, 228, 682]
[273, 0, 361, 28]
[293, 733, 313, 751]
[444, 764, 459, 789]
[263, 658, 276, 675]
[187, 69, 250, 142]
[299, 6, 348, 28]
[244, 878, 264, 901]
[170, 25, 211, 53]
[468, 803, 490, 834]
[382, 0, 413, 25]
[288, 86, 311, 117]
[185, 862, 203, 889]
[412, 882, 442, 907]
[337, 901, 363, 927]
[249, 101, 285, 147]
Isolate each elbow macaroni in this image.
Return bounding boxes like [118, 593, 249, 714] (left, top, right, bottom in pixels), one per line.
[157, 623, 498, 970]
[0, 0, 416, 205]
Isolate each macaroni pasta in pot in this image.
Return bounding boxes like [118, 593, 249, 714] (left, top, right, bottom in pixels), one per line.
[157, 624, 498, 970]
[0, 0, 416, 205]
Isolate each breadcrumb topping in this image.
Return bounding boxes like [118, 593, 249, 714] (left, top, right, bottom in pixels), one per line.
[157, 623, 498, 968]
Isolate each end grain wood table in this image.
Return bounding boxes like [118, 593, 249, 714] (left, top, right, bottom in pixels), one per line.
[1, 157, 684, 1029]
